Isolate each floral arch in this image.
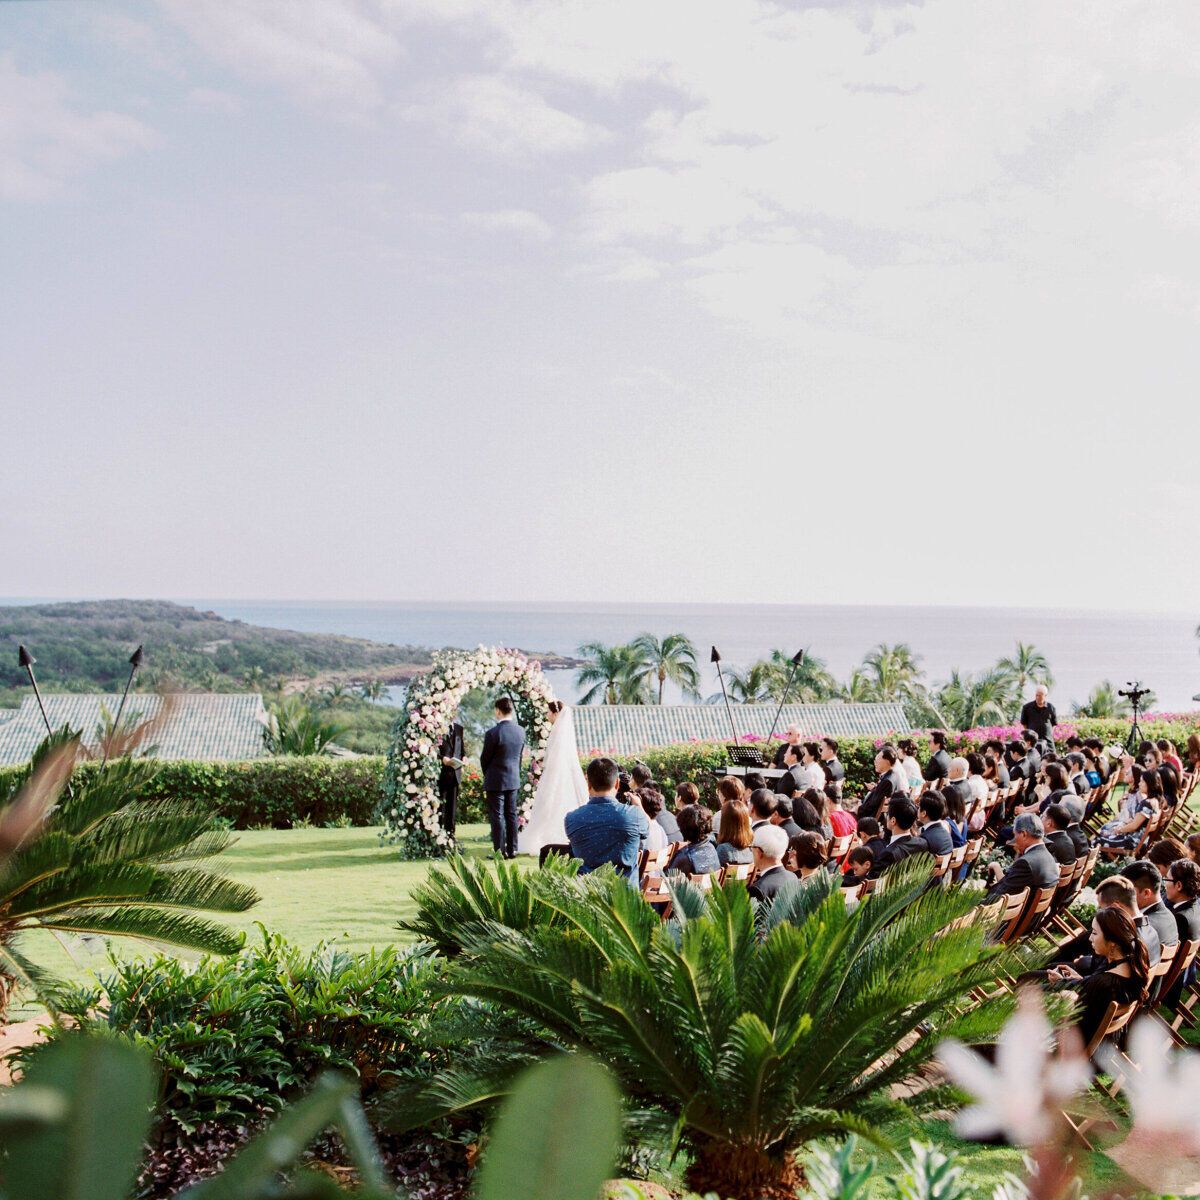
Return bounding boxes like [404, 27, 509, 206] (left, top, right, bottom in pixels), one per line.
[381, 646, 557, 858]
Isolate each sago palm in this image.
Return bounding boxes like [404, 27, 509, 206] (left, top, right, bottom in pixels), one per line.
[380, 858, 1042, 1199]
[0, 730, 259, 1013]
[267, 696, 347, 755]
[629, 633, 700, 703]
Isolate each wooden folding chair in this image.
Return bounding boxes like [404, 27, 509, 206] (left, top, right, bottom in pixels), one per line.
[1166, 939, 1200, 1035]
[929, 852, 953, 883]
[1008, 884, 1057, 941]
[641, 876, 674, 919]
[959, 837, 984, 879]
[826, 834, 853, 867]
[1065, 999, 1141, 1149]
[993, 886, 1031, 943]
[687, 872, 714, 892]
[718, 862, 754, 884]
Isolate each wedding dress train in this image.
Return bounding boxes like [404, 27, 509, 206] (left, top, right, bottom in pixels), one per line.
[518, 705, 588, 855]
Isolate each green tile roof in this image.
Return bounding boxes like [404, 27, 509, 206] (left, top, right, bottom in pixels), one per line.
[0, 693, 271, 764]
[571, 702, 910, 757]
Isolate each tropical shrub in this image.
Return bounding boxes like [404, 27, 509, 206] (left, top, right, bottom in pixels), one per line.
[0, 730, 258, 1011]
[17, 930, 445, 1130]
[380, 859, 1051, 1199]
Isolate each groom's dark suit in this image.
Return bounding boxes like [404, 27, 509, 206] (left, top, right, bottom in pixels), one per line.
[480, 716, 526, 857]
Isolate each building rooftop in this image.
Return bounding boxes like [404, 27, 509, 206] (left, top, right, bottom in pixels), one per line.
[571, 701, 910, 757]
[0, 692, 271, 765]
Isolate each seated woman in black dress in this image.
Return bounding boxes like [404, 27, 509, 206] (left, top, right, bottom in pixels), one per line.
[1049, 906, 1149, 1050]
[667, 804, 721, 876]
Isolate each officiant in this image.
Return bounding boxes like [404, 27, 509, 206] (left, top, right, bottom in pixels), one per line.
[438, 716, 466, 836]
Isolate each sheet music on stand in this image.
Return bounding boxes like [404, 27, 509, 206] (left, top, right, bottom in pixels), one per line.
[725, 744, 768, 768]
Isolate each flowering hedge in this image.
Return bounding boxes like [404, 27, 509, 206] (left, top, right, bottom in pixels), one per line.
[380, 647, 556, 858]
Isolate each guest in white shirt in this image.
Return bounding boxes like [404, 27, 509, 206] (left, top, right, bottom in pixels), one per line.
[801, 742, 826, 790]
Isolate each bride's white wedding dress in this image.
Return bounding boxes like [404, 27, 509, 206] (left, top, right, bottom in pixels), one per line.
[518, 706, 588, 856]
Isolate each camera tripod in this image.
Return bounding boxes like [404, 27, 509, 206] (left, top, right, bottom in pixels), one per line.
[1121, 683, 1150, 752]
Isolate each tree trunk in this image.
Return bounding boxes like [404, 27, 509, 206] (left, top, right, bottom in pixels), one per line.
[657, 669, 665, 705]
[684, 1142, 805, 1200]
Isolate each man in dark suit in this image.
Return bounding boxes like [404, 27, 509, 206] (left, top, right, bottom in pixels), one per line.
[749, 788, 776, 830]
[1021, 730, 1042, 777]
[858, 751, 899, 822]
[1066, 752, 1092, 799]
[917, 791, 954, 856]
[986, 813, 1059, 898]
[772, 725, 804, 768]
[749, 824, 800, 903]
[480, 696, 526, 859]
[1167, 860, 1200, 943]
[1126, 860, 1179, 950]
[982, 739, 1010, 787]
[437, 716, 466, 836]
[770, 796, 803, 842]
[869, 797, 930, 878]
[923, 730, 951, 783]
[774, 743, 807, 795]
[1041, 803, 1078, 866]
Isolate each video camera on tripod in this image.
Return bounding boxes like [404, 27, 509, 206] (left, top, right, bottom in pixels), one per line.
[1118, 680, 1151, 751]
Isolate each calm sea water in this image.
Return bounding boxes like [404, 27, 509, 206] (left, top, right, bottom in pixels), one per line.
[178, 600, 1200, 714]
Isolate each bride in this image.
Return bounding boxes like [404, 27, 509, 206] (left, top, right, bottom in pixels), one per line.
[519, 700, 588, 856]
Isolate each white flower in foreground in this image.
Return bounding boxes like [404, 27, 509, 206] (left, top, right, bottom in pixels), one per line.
[1100, 1019, 1200, 1154]
[938, 990, 1091, 1146]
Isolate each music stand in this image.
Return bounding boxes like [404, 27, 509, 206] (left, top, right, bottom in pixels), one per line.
[726, 744, 767, 768]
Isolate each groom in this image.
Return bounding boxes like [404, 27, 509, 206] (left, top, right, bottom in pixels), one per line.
[480, 695, 526, 859]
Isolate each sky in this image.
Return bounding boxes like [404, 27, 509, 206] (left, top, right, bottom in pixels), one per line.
[2, 0, 1199, 613]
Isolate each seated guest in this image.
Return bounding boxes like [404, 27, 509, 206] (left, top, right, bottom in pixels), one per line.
[1095, 769, 1160, 852]
[1048, 908, 1150, 1050]
[942, 757, 973, 821]
[565, 757, 649, 884]
[941, 778, 970, 844]
[918, 791, 954, 856]
[1084, 737, 1111, 781]
[1051, 875, 1161, 969]
[1042, 803, 1078, 866]
[869, 797, 930, 878]
[742, 772, 767, 795]
[820, 737, 846, 796]
[797, 787, 831, 838]
[966, 752, 989, 805]
[634, 788, 669, 852]
[771, 796, 803, 841]
[859, 747, 904, 821]
[1022, 729, 1043, 777]
[985, 813, 1059, 898]
[1167, 859, 1200, 944]
[1125, 860, 1179, 949]
[826, 783, 857, 837]
[924, 730, 951, 783]
[657, 786, 684, 843]
[842, 845, 874, 887]
[1066, 752, 1092, 799]
[1148, 837, 1188, 876]
[786, 831, 828, 880]
[799, 742, 826, 790]
[630, 762, 654, 791]
[775, 743, 807, 795]
[748, 825, 800, 903]
[709, 776, 745, 837]
[749, 787, 777, 830]
[667, 804, 721, 876]
[856, 815, 887, 860]
[715, 801, 754, 867]
[981, 739, 1011, 787]
[1188, 832, 1200, 863]
[1159, 738, 1184, 776]
[897, 739, 924, 792]
[1082, 747, 1105, 789]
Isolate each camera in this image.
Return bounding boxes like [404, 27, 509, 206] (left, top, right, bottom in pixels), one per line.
[1117, 680, 1150, 704]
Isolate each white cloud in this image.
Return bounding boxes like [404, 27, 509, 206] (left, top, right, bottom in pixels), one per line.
[400, 75, 610, 157]
[0, 55, 157, 202]
[460, 208, 553, 238]
[186, 86, 243, 114]
[158, 0, 401, 111]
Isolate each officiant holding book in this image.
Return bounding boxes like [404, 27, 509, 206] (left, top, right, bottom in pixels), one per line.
[438, 716, 466, 836]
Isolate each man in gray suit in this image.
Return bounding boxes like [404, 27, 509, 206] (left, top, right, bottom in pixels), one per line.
[480, 696, 526, 859]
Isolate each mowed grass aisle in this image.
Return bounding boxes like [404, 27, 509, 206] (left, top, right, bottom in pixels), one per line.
[16, 825, 494, 1002]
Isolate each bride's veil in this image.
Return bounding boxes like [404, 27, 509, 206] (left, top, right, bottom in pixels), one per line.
[533, 704, 589, 814]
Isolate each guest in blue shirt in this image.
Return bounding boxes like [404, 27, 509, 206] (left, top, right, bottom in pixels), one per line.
[667, 804, 721, 877]
[564, 757, 648, 885]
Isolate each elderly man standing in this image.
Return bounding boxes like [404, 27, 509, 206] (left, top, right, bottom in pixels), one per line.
[985, 813, 1060, 898]
[773, 724, 804, 767]
[1019, 684, 1058, 747]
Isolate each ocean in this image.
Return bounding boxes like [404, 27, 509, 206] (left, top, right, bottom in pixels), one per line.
[179, 600, 1200, 714]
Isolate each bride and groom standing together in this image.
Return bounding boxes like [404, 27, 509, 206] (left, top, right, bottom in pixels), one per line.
[438, 695, 588, 858]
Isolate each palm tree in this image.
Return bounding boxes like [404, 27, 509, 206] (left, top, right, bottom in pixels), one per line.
[838, 669, 875, 703]
[996, 642, 1054, 697]
[859, 643, 924, 703]
[1072, 680, 1130, 719]
[383, 857, 1041, 1199]
[629, 633, 700, 703]
[266, 697, 347, 755]
[323, 682, 350, 708]
[242, 666, 266, 692]
[765, 648, 839, 702]
[713, 661, 776, 704]
[0, 729, 259, 1016]
[936, 668, 1017, 729]
[575, 642, 647, 705]
[359, 678, 387, 703]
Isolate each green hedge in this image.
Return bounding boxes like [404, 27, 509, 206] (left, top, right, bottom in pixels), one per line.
[0, 714, 1192, 831]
